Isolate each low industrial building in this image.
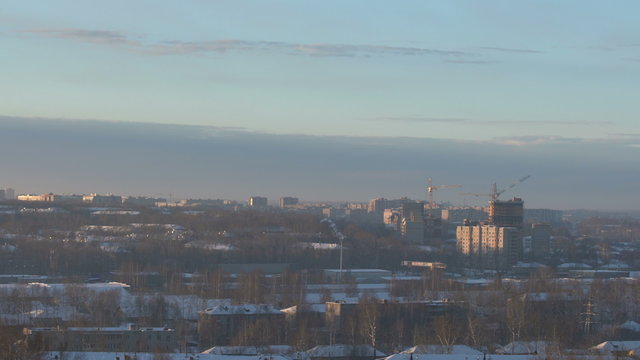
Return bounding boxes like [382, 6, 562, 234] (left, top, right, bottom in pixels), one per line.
[24, 324, 177, 353]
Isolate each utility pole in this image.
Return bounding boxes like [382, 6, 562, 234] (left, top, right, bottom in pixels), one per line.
[581, 298, 597, 334]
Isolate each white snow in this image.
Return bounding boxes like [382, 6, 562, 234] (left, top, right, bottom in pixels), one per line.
[497, 341, 557, 355]
[592, 341, 640, 352]
[40, 352, 291, 360]
[402, 345, 482, 355]
[619, 321, 640, 332]
[202, 304, 283, 316]
[558, 263, 592, 270]
[306, 344, 385, 358]
[202, 345, 295, 356]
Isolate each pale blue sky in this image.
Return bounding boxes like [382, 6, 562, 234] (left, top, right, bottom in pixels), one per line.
[2, 1, 639, 140]
[1, 2, 640, 209]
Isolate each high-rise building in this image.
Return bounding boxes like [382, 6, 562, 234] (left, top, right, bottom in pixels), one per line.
[401, 201, 425, 243]
[383, 208, 402, 231]
[368, 198, 386, 214]
[531, 223, 551, 260]
[0, 188, 15, 200]
[401, 201, 424, 222]
[279, 196, 298, 208]
[488, 197, 524, 229]
[456, 223, 521, 269]
[458, 197, 525, 268]
[248, 196, 268, 207]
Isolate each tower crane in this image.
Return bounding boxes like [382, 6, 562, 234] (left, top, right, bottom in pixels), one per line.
[461, 175, 531, 201]
[426, 178, 462, 218]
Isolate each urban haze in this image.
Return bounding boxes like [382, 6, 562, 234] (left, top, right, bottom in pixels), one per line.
[1, 2, 640, 360]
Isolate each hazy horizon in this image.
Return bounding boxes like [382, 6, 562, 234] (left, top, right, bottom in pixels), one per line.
[1, 116, 638, 211]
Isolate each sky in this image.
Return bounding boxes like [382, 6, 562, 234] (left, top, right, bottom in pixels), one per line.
[1, 1, 639, 209]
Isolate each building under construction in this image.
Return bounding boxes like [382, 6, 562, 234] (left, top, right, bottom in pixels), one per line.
[489, 197, 524, 229]
[457, 195, 526, 269]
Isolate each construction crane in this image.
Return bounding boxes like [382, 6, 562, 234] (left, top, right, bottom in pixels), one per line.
[426, 178, 462, 218]
[462, 175, 531, 201]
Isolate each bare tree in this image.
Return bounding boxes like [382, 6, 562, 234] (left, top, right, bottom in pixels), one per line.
[433, 315, 463, 353]
[506, 296, 525, 344]
[358, 297, 379, 352]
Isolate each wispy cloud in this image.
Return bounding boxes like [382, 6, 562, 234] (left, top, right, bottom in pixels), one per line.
[445, 59, 496, 65]
[608, 133, 640, 138]
[22, 28, 139, 46]
[148, 40, 472, 58]
[20, 27, 474, 59]
[294, 43, 470, 57]
[480, 46, 543, 54]
[489, 135, 580, 146]
[362, 116, 470, 124]
[148, 39, 287, 55]
[482, 120, 613, 126]
[489, 134, 640, 147]
[361, 116, 613, 126]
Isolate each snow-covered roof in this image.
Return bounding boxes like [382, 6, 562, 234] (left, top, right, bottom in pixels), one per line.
[513, 262, 547, 269]
[324, 269, 391, 273]
[202, 345, 295, 356]
[91, 210, 140, 215]
[383, 276, 422, 281]
[80, 225, 132, 232]
[402, 345, 482, 355]
[592, 341, 640, 352]
[202, 304, 283, 316]
[64, 325, 174, 332]
[281, 304, 326, 315]
[306, 344, 386, 358]
[384, 354, 536, 360]
[299, 242, 341, 250]
[455, 279, 491, 286]
[40, 352, 292, 360]
[618, 321, 640, 332]
[83, 281, 131, 291]
[130, 223, 184, 230]
[600, 262, 630, 270]
[497, 341, 557, 355]
[185, 241, 237, 251]
[520, 292, 578, 302]
[558, 263, 592, 270]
